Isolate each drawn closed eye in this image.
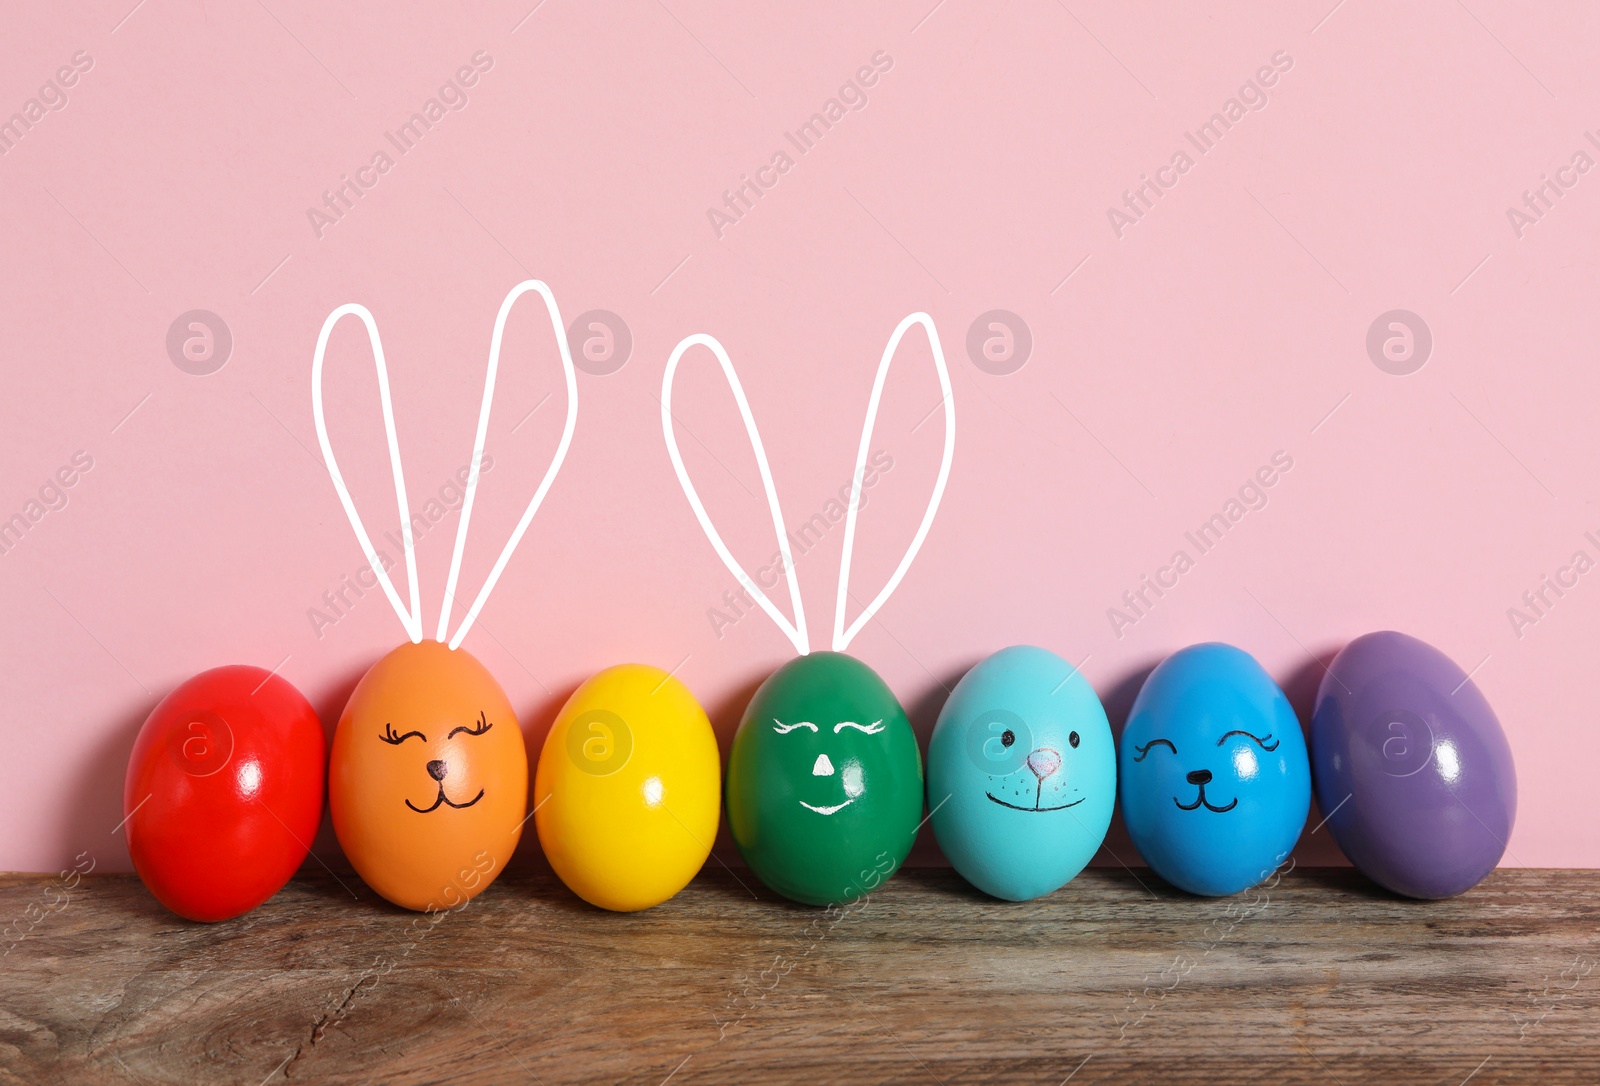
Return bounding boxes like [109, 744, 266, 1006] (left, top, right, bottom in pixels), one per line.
[448, 711, 494, 739]
[1133, 738, 1176, 761]
[773, 720, 819, 734]
[381, 722, 425, 745]
[834, 720, 884, 734]
[1216, 730, 1279, 751]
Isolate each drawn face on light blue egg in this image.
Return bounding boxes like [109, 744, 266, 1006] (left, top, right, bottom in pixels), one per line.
[1119, 643, 1311, 897]
[928, 646, 1116, 901]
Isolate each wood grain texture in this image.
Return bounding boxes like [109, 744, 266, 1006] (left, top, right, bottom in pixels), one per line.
[1, 868, 1596, 1085]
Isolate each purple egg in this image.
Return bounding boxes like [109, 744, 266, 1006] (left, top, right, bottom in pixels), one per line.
[1311, 631, 1516, 898]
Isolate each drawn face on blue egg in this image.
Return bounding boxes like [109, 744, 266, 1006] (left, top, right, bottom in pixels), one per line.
[928, 646, 1116, 901]
[1119, 643, 1311, 897]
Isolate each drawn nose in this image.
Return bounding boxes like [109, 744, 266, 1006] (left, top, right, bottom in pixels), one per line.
[1186, 769, 1212, 786]
[1026, 748, 1061, 781]
[427, 760, 448, 782]
[812, 754, 835, 776]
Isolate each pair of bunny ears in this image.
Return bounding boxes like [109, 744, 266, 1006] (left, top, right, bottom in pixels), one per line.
[311, 279, 955, 657]
[311, 280, 579, 651]
[662, 313, 955, 656]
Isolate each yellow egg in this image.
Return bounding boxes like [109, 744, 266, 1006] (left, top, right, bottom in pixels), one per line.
[534, 664, 720, 911]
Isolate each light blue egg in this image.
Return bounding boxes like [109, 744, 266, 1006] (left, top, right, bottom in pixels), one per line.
[928, 646, 1116, 901]
[1119, 643, 1310, 896]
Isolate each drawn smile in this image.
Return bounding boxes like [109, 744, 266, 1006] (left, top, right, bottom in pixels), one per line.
[985, 793, 1084, 812]
[1174, 784, 1237, 813]
[799, 798, 855, 816]
[405, 786, 485, 813]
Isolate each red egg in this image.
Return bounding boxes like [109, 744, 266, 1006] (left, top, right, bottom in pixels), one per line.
[124, 665, 326, 921]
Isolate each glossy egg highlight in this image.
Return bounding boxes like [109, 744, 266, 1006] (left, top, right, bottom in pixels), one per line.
[1311, 631, 1517, 898]
[928, 646, 1115, 901]
[330, 640, 527, 911]
[727, 652, 922, 906]
[125, 665, 325, 922]
[1119, 643, 1310, 896]
[534, 664, 721, 911]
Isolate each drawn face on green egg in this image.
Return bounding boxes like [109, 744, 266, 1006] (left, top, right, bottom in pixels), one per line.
[725, 652, 924, 906]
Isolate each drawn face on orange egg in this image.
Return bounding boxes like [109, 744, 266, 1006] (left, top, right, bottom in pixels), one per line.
[330, 640, 528, 912]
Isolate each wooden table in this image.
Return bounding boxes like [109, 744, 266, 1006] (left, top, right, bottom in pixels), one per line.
[2, 868, 1596, 1085]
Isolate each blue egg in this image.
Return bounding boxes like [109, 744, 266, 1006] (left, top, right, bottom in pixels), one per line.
[1119, 643, 1310, 896]
[928, 646, 1116, 901]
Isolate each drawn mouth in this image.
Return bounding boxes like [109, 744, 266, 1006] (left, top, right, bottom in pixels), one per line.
[406, 786, 486, 813]
[1174, 784, 1236, 813]
[985, 793, 1084, 813]
[799, 798, 855, 816]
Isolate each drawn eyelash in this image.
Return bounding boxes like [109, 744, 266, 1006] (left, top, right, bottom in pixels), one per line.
[1217, 730, 1278, 751]
[448, 711, 493, 739]
[1133, 738, 1177, 761]
[773, 720, 819, 733]
[381, 722, 425, 745]
[834, 720, 884, 734]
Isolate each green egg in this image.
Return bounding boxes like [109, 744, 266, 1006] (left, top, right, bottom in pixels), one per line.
[726, 651, 924, 906]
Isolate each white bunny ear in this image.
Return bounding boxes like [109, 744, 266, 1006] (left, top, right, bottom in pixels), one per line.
[437, 280, 579, 650]
[311, 303, 426, 643]
[662, 334, 810, 655]
[832, 312, 955, 652]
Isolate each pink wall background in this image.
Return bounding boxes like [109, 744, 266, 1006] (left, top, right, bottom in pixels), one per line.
[2, 1, 1594, 874]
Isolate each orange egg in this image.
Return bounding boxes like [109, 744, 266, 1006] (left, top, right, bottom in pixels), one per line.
[330, 640, 528, 911]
